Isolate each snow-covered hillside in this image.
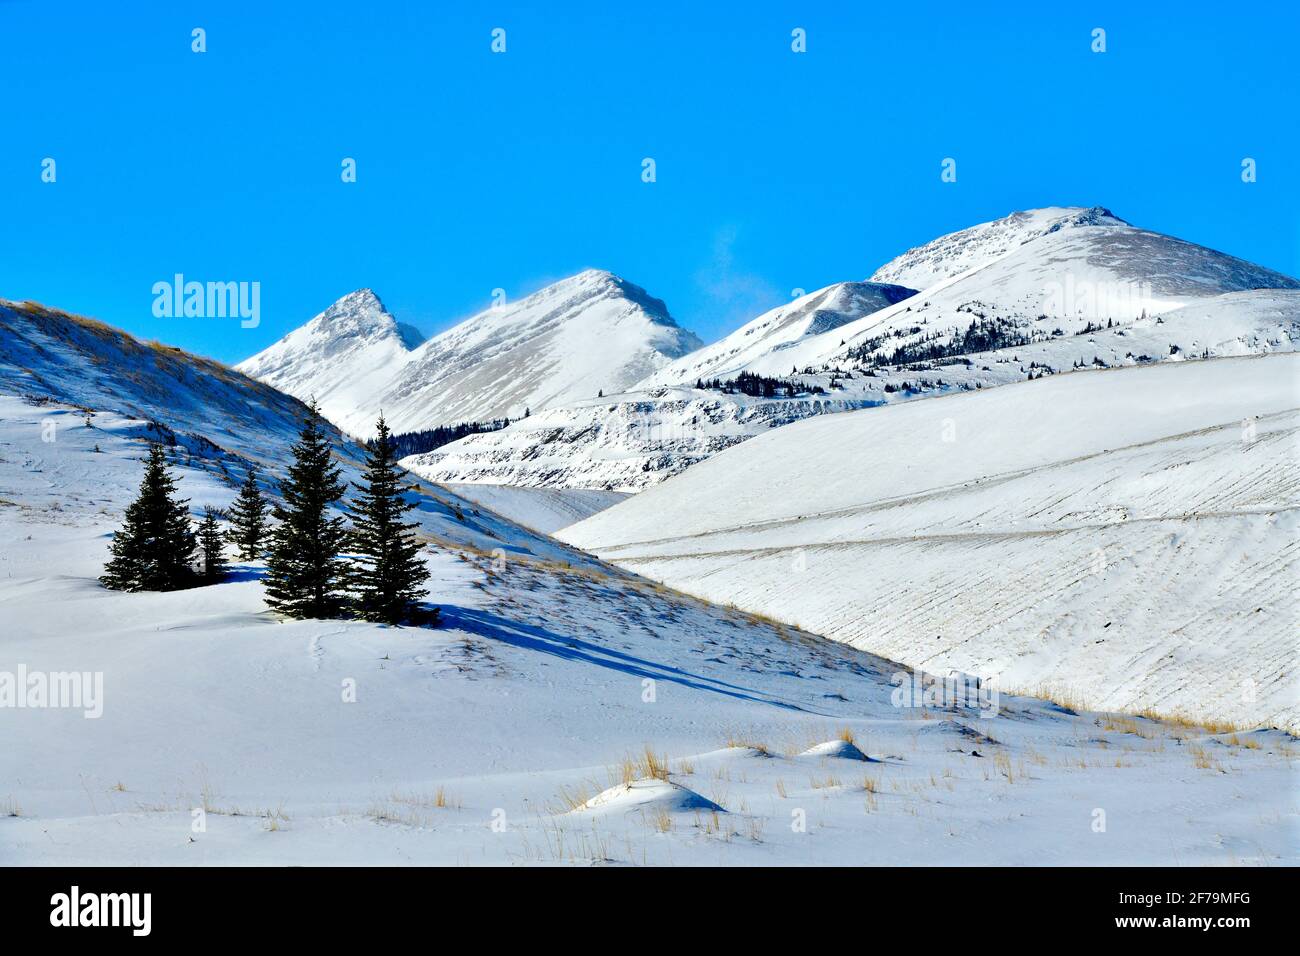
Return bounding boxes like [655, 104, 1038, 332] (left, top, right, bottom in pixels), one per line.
[639, 281, 917, 387]
[238, 270, 702, 438]
[1, 392, 1294, 865]
[561, 355, 1300, 732]
[234, 289, 423, 437]
[1, 300, 1294, 865]
[402, 387, 874, 492]
[0, 298, 585, 563]
[407, 208, 1300, 491]
[442, 484, 630, 534]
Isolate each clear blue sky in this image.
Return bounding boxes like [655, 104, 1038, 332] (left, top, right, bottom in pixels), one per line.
[2, 0, 1296, 364]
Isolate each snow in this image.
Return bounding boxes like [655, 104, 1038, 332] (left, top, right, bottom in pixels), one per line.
[748, 218, 1300, 379]
[405, 210, 1300, 492]
[870, 206, 1131, 289]
[2, 308, 1294, 865]
[798, 740, 871, 761]
[406, 289, 1300, 492]
[234, 289, 420, 438]
[561, 355, 1300, 732]
[441, 484, 629, 534]
[238, 270, 703, 439]
[401, 387, 872, 492]
[575, 779, 723, 816]
[639, 281, 917, 388]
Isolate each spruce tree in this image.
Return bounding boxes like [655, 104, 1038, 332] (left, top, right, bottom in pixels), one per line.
[198, 506, 228, 583]
[101, 444, 197, 591]
[264, 403, 349, 619]
[227, 466, 269, 560]
[351, 415, 429, 624]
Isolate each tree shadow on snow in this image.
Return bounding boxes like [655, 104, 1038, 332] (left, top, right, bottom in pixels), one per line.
[440, 605, 809, 714]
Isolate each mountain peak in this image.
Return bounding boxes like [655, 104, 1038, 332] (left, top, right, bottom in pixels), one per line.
[870, 205, 1130, 289]
[507, 269, 684, 332]
[319, 288, 388, 324]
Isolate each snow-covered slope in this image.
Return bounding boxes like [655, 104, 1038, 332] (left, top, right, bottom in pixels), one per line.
[238, 270, 702, 438]
[408, 209, 1300, 491]
[442, 484, 629, 534]
[561, 355, 1300, 732]
[1, 300, 1294, 865]
[0, 298, 582, 563]
[402, 387, 873, 492]
[640, 281, 917, 387]
[235, 289, 422, 437]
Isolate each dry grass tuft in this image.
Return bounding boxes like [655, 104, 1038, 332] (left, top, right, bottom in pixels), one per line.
[1189, 745, 1223, 771]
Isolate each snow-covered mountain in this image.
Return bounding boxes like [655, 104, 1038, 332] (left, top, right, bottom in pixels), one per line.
[404, 207, 1300, 491]
[639, 281, 917, 388]
[237, 270, 703, 438]
[234, 289, 423, 436]
[742, 205, 1300, 377]
[404, 288, 1300, 492]
[561, 354, 1300, 732]
[870, 205, 1130, 289]
[9, 296, 1288, 865]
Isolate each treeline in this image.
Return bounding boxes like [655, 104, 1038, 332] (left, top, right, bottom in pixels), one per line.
[101, 404, 433, 625]
[695, 371, 825, 398]
[383, 418, 511, 458]
[845, 317, 1036, 368]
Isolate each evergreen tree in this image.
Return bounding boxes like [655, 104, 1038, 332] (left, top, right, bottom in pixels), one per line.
[350, 415, 429, 624]
[264, 403, 349, 619]
[227, 466, 269, 560]
[198, 506, 228, 583]
[100, 444, 197, 591]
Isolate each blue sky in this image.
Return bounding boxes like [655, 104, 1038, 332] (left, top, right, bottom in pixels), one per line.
[2, 0, 1296, 364]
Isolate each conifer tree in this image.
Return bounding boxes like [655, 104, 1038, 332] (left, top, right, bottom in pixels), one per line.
[264, 403, 349, 619]
[198, 506, 228, 583]
[100, 444, 197, 591]
[227, 466, 269, 560]
[350, 415, 429, 624]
